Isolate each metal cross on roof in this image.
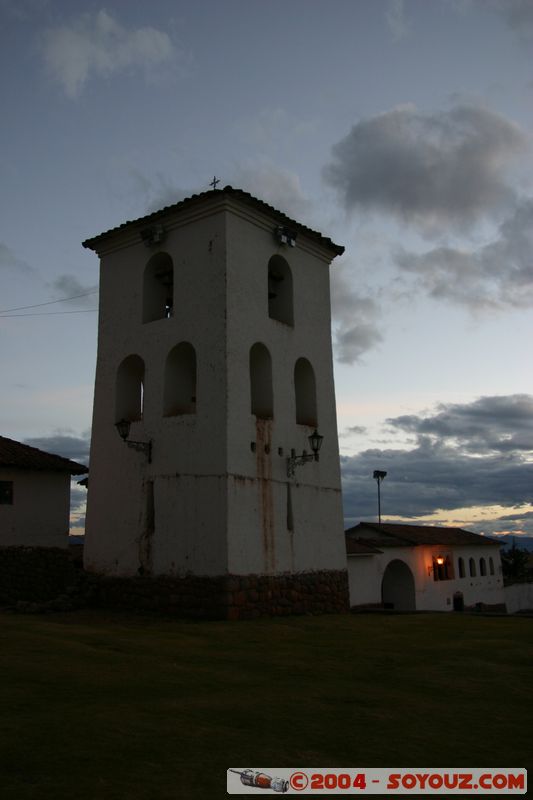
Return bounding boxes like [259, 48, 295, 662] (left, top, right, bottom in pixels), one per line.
[209, 176, 220, 190]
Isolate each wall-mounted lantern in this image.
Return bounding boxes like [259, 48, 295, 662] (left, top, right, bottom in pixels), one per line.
[287, 429, 323, 478]
[275, 225, 297, 247]
[115, 419, 152, 463]
[140, 224, 165, 247]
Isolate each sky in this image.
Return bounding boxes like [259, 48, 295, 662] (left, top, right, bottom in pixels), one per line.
[1, 0, 533, 540]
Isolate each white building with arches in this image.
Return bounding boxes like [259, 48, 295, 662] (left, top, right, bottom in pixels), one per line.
[346, 522, 505, 612]
[82, 186, 349, 617]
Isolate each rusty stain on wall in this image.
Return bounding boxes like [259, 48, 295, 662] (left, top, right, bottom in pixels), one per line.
[255, 417, 275, 572]
[138, 479, 154, 575]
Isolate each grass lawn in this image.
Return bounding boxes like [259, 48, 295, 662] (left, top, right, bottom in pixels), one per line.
[0, 610, 530, 799]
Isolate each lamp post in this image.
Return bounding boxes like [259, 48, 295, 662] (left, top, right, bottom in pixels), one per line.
[373, 470, 387, 524]
[287, 429, 324, 478]
[115, 419, 152, 463]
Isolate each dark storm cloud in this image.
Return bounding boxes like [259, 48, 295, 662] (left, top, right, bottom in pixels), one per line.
[341, 438, 533, 523]
[330, 263, 383, 363]
[468, 509, 533, 537]
[395, 197, 533, 310]
[341, 394, 533, 525]
[323, 105, 527, 231]
[388, 395, 533, 455]
[24, 431, 90, 466]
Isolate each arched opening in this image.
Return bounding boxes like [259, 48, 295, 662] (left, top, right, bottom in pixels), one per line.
[116, 355, 144, 422]
[294, 357, 317, 426]
[268, 255, 293, 326]
[250, 343, 273, 419]
[458, 557, 465, 578]
[163, 342, 197, 415]
[480, 557, 487, 576]
[469, 557, 477, 577]
[143, 252, 174, 323]
[489, 556, 495, 576]
[381, 559, 416, 611]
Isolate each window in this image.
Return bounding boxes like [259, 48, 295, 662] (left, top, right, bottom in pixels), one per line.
[163, 343, 197, 415]
[268, 255, 293, 326]
[0, 481, 13, 505]
[294, 357, 317, 426]
[458, 557, 465, 578]
[433, 556, 453, 581]
[250, 343, 273, 419]
[143, 252, 174, 322]
[116, 354, 145, 422]
[480, 557, 487, 576]
[489, 557, 495, 576]
[469, 557, 476, 577]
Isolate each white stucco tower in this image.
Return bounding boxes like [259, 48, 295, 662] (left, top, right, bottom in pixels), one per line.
[83, 186, 348, 617]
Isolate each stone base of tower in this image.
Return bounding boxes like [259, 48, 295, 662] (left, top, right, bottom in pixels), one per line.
[84, 569, 349, 619]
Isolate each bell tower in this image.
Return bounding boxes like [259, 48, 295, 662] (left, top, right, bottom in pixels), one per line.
[83, 186, 349, 617]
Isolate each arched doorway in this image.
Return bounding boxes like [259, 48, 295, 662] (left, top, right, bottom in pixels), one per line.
[381, 559, 416, 611]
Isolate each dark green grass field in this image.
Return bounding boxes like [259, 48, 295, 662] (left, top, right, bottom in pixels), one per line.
[0, 610, 530, 799]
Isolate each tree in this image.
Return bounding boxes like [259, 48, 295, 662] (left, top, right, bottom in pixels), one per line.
[501, 539, 530, 580]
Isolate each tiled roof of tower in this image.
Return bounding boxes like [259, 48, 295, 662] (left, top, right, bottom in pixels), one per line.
[345, 522, 500, 547]
[0, 436, 88, 474]
[82, 185, 345, 255]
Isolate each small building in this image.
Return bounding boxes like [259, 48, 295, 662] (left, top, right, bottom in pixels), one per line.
[346, 522, 505, 612]
[0, 436, 87, 548]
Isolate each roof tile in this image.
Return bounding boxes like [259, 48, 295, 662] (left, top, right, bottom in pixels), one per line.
[345, 522, 500, 547]
[0, 436, 88, 474]
[82, 185, 344, 256]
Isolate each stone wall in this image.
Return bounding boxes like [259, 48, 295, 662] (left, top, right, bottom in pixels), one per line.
[0, 546, 349, 619]
[89, 569, 350, 620]
[0, 546, 77, 606]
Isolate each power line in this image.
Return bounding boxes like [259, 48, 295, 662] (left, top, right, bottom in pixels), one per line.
[0, 289, 98, 314]
[0, 309, 98, 318]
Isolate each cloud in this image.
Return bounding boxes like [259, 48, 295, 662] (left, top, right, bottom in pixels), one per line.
[330, 262, 383, 363]
[340, 425, 368, 437]
[342, 438, 533, 523]
[42, 9, 175, 98]
[23, 430, 90, 465]
[388, 394, 533, 455]
[394, 196, 533, 309]
[230, 161, 313, 222]
[49, 275, 99, 308]
[341, 394, 533, 525]
[385, 0, 411, 40]
[323, 104, 527, 232]
[0, 242, 36, 276]
[491, 0, 533, 42]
